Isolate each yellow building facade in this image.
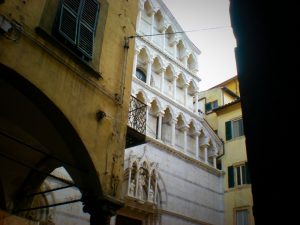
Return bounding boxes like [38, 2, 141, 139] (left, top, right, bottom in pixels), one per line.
[0, 0, 139, 224]
[199, 76, 255, 225]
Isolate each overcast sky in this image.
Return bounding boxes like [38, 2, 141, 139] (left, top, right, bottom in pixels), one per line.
[162, 0, 237, 90]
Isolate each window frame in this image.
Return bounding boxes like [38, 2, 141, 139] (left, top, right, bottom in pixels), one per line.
[234, 207, 250, 225]
[226, 117, 244, 141]
[228, 162, 251, 188]
[55, 0, 100, 60]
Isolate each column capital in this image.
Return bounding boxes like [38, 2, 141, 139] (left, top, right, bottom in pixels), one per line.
[200, 143, 210, 148]
[159, 67, 166, 74]
[170, 118, 177, 124]
[180, 125, 190, 132]
[192, 131, 201, 137]
[156, 111, 165, 117]
[146, 58, 154, 64]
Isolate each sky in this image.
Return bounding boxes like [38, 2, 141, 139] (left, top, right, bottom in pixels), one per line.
[162, 0, 237, 90]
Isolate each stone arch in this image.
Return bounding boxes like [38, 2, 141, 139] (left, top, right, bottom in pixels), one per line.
[144, 0, 154, 15]
[137, 47, 151, 65]
[187, 53, 198, 72]
[176, 39, 187, 61]
[135, 90, 149, 104]
[147, 99, 162, 139]
[0, 65, 103, 217]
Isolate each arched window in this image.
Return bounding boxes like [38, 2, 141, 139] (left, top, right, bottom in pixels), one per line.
[136, 69, 146, 82]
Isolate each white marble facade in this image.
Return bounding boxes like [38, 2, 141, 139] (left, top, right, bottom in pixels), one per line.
[121, 0, 225, 225]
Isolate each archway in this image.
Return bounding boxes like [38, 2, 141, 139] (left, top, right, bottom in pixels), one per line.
[0, 64, 105, 223]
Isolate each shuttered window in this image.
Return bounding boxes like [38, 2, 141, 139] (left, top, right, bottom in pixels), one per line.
[225, 118, 244, 141]
[58, 0, 100, 59]
[228, 163, 251, 188]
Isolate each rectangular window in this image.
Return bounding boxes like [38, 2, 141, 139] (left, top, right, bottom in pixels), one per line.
[236, 209, 249, 225]
[225, 118, 244, 141]
[228, 162, 251, 188]
[205, 100, 218, 112]
[55, 0, 100, 60]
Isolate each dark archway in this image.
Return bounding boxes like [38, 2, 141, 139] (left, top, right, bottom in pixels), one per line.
[0, 64, 104, 220]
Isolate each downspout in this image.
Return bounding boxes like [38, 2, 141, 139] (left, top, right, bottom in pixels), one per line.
[115, 37, 130, 105]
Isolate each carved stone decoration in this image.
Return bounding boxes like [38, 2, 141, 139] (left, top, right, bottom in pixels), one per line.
[126, 152, 159, 205]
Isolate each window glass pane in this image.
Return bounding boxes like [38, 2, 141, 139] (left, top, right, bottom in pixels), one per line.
[236, 166, 241, 185]
[236, 210, 249, 225]
[242, 165, 246, 184]
[136, 69, 146, 82]
[232, 118, 244, 138]
[238, 119, 244, 136]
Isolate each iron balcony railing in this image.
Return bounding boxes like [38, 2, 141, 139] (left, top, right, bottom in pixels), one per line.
[128, 95, 147, 135]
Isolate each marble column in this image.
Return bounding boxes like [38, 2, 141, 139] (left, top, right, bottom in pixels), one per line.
[132, 49, 140, 75]
[183, 126, 189, 153]
[183, 83, 189, 107]
[160, 67, 166, 93]
[146, 58, 153, 85]
[171, 118, 177, 146]
[194, 92, 199, 114]
[150, 11, 155, 41]
[213, 156, 217, 168]
[173, 75, 178, 99]
[194, 131, 200, 159]
[156, 112, 164, 140]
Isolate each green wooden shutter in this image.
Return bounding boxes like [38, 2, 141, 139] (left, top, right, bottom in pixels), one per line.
[78, 0, 100, 58]
[228, 166, 235, 188]
[225, 121, 232, 141]
[205, 103, 212, 112]
[245, 162, 251, 184]
[59, 0, 81, 44]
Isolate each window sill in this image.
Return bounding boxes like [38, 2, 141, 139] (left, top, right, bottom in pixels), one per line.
[226, 135, 245, 143]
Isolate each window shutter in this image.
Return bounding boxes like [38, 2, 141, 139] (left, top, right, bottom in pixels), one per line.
[59, 0, 81, 44]
[228, 166, 235, 188]
[245, 162, 251, 184]
[225, 121, 232, 141]
[205, 103, 212, 112]
[78, 0, 100, 58]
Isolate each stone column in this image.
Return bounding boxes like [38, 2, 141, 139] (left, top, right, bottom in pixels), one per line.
[183, 54, 188, 67]
[136, 6, 143, 32]
[150, 11, 155, 41]
[154, 172, 158, 203]
[160, 67, 166, 93]
[194, 131, 200, 159]
[183, 83, 189, 107]
[127, 166, 132, 195]
[135, 168, 140, 197]
[203, 144, 209, 164]
[171, 118, 177, 146]
[146, 58, 153, 85]
[194, 92, 199, 114]
[213, 155, 217, 168]
[173, 75, 178, 99]
[157, 112, 164, 140]
[182, 126, 189, 153]
[173, 39, 179, 58]
[132, 49, 140, 75]
[147, 171, 151, 201]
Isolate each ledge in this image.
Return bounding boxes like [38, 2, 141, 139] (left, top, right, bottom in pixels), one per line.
[146, 137, 224, 177]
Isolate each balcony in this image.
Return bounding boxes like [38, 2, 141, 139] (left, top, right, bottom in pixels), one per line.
[126, 96, 147, 148]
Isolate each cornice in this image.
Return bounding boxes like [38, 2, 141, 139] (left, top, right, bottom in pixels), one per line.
[157, 208, 214, 225]
[146, 137, 224, 177]
[137, 35, 201, 82]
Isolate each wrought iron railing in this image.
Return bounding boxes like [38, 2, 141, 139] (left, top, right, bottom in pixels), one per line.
[128, 95, 147, 135]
